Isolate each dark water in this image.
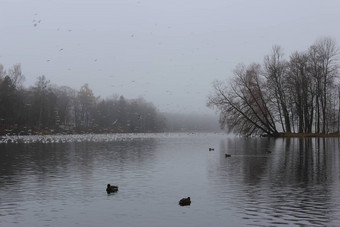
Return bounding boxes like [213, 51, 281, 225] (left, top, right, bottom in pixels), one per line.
[1, 133, 340, 226]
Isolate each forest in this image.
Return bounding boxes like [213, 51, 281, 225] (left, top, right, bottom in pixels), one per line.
[208, 37, 340, 137]
[0, 66, 166, 135]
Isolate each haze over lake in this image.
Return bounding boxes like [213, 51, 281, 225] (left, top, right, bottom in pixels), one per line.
[1, 133, 340, 226]
[1, 0, 340, 114]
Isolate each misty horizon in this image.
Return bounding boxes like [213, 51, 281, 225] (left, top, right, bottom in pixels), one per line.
[1, 0, 340, 115]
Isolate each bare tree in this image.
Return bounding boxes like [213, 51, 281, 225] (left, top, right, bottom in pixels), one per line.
[315, 37, 339, 133]
[287, 51, 314, 133]
[264, 46, 291, 133]
[208, 63, 278, 136]
[78, 83, 96, 127]
[8, 64, 25, 89]
[0, 64, 6, 82]
[33, 75, 53, 127]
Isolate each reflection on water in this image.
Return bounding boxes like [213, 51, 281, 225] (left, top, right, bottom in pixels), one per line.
[214, 137, 340, 226]
[1, 134, 340, 226]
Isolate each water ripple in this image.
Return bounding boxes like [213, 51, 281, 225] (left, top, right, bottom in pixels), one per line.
[1, 135, 340, 226]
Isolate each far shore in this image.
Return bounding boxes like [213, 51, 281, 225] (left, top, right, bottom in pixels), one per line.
[2, 125, 340, 138]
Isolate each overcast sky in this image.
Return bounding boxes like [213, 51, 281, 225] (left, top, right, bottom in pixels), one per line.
[1, 0, 340, 114]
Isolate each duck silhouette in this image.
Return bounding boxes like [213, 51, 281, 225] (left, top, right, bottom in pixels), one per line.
[106, 184, 118, 194]
[179, 197, 191, 206]
[225, 154, 231, 157]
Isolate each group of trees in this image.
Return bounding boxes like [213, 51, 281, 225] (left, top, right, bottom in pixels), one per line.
[0, 65, 165, 134]
[208, 37, 339, 136]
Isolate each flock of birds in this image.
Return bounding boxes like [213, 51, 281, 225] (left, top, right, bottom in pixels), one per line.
[106, 184, 191, 206]
[0, 132, 217, 144]
[0, 134, 136, 144]
[0, 133, 190, 144]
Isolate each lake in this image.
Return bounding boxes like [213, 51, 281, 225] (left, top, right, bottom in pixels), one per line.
[1, 133, 340, 226]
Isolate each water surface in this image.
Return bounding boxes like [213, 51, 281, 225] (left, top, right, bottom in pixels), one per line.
[1, 133, 340, 226]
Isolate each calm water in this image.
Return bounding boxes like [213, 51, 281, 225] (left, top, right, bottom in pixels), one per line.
[1, 133, 340, 226]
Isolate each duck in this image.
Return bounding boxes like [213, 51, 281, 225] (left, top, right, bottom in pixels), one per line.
[179, 197, 191, 206]
[225, 154, 231, 158]
[106, 184, 118, 194]
[209, 148, 214, 151]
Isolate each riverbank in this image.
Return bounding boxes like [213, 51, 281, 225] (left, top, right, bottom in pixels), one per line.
[278, 132, 340, 138]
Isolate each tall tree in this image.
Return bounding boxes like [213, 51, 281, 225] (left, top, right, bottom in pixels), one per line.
[8, 64, 25, 89]
[78, 83, 96, 127]
[307, 44, 322, 133]
[32, 75, 54, 128]
[0, 76, 17, 126]
[0, 64, 6, 82]
[287, 51, 314, 133]
[315, 37, 339, 133]
[264, 46, 291, 133]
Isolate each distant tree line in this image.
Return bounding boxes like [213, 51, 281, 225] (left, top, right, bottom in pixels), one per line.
[0, 65, 165, 135]
[208, 37, 340, 136]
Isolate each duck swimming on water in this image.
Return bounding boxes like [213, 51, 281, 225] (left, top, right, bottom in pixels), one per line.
[106, 184, 118, 194]
[179, 197, 191, 206]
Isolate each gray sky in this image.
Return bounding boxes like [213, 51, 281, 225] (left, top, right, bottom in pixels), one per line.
[1, 0, 340, 114]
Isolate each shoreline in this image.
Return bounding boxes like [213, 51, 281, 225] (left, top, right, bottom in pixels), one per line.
[278, 132, 340, 138]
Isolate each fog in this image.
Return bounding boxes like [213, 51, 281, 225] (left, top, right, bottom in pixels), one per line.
[1, 0, 340, 114]
[164, 112, 220, 132]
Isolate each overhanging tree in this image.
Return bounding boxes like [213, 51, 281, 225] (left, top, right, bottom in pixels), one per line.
[208, 63, 279, 136]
